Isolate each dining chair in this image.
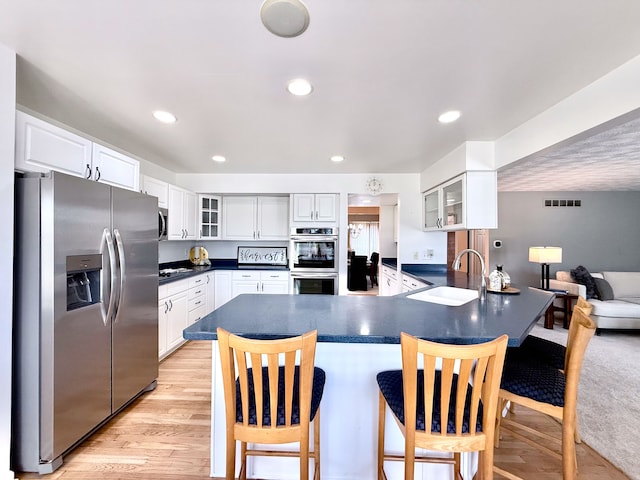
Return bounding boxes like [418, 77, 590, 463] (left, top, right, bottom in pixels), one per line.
[377, 332, 508, 480]
[369, 252, 380, 288]
[217, 328, 326, 480]
[494, 305, 596, 480]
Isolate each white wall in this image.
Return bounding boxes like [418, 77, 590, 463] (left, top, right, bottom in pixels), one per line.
[0, 44, 16, 480]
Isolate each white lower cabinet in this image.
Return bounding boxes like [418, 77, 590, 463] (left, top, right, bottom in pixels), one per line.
[232, 270, 289, 297]
[401, 274, 428, 293]
[205, 271, 216, 313]
[214, 270, 233, 309]
[159, 273, 213, 360]
[379, 265, 400, 296]
[187, 274, 207, 326]
[159, 280, 189, 360]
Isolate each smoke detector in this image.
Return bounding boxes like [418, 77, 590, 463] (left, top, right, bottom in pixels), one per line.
[260, 0, 310, 38]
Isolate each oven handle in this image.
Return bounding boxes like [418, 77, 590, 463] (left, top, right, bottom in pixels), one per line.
[290, 236, 338, 242]
[290, 273, 338, 278]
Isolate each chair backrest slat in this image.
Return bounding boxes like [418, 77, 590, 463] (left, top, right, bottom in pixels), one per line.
[401, 332, 508, 443]
[218, 329, 318, 432]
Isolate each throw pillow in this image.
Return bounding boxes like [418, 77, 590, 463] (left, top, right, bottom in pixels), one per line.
[594, 277, 614, 301]
[570, 265, 598, 299]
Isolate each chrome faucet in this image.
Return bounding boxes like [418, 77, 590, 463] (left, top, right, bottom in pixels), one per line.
[452, 248, 487, 302]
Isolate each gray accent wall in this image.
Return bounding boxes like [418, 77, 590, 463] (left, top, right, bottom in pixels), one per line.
[488, 191, 640, 288]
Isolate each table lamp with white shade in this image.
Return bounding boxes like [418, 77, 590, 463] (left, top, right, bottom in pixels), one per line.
[529, 246, 563, 290]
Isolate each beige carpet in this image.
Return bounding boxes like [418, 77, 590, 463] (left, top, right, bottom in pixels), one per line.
[529, 322, 640, 479]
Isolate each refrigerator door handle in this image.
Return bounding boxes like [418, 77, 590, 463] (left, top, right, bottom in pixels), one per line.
[104, 228, 118, 326]
[113, 229, 126, 323]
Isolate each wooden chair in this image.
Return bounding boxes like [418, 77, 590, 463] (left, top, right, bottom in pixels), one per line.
[369, 252, 380, 288]
[348, 255, 368, 291]
[494, 305, 596, 480]
[377, 332, 508, 480]
[217, 328, 326, 480]
[507, 296, 592, 371]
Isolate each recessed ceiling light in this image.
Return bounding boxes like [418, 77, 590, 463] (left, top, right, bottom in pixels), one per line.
[153, 110, 177, 124]
[330, 155, 344, 163]
[287, 78, 313, 96]
[438, 110, 461, 124]
[211, 155, 226, 163]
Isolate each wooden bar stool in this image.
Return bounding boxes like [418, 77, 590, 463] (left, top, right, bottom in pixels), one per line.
[217, 328, 326, 480]
[507, 296, 592, 372]
[377, 332, 508, 480]
[494, 305, 596, 480]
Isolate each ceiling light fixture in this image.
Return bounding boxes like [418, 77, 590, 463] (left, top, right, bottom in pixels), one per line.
[287, 78, 313, 96]
[331, 155, 344, 163]
[438, 110, 461, 124]
[260, 0, 310, 38]
[211, 155, 226, 163]
[153, 110, 177, 124]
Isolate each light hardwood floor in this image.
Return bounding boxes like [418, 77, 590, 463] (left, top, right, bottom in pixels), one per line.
[16, 340, 629, 480]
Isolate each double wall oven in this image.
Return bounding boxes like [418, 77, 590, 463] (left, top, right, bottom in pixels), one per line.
[290, 227, 338, 295]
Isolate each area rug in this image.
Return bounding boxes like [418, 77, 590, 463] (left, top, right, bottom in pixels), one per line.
[529, 323, 640, 479]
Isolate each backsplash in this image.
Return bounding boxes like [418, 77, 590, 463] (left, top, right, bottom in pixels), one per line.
[159, 240, 288, 264]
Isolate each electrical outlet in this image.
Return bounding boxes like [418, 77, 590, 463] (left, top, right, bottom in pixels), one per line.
[413, 251, 419, 260]
[424, 249, 434, 259]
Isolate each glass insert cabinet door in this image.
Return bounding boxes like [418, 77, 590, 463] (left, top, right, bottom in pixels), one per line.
[423, 176, 464, 230]
[423, 189, 440, 229]
[199, 195, 221, 239]
[442, 177, 463, 228]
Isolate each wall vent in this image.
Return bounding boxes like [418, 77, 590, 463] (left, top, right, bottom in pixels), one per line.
[544, 199, 582, 207]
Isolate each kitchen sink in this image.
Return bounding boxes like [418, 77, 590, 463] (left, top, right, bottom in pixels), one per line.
[406, 286, 478, 306]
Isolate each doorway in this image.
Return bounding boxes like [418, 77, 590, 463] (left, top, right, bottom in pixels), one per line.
[347, 204, 380, 296]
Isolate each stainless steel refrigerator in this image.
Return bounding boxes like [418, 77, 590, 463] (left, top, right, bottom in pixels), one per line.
[12, 171, 158, 473]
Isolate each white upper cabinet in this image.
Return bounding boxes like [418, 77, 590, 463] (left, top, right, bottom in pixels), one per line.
[291, 193, 337, 223]
[168, 185, 197, 240]
[91, 143, 140, 191]
[141, 175, 169, 208]
[15, 111, 140, 191]
[198, 194, 222, 240]
[422, 172, 497, 231]
[222, 196, 257, 240]
[223, 196, 289, 241]
[257, 196, 289, 240]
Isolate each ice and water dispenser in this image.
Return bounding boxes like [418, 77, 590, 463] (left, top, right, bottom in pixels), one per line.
[66, 254, 102, 311]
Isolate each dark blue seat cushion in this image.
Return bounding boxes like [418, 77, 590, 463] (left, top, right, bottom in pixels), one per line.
[507, 335, 565, 371]
[501, 358, 565, 407]
[376, 370, 483, 433]
[236, 365, 326, 426]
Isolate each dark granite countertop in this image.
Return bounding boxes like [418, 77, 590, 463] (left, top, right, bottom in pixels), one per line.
[184, 276, 554, 346]
[159, 259, 289, 285]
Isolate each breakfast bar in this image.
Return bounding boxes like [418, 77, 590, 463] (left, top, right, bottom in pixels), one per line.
[184, 285, 554, 479]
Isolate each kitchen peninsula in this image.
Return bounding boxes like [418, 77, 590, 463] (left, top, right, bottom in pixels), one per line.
[184, 282, 554, 479]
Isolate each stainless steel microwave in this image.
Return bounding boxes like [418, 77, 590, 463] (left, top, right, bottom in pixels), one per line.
[158, 208, 168, 241]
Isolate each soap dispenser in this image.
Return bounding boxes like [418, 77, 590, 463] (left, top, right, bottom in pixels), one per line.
[489, 265, 505, 291]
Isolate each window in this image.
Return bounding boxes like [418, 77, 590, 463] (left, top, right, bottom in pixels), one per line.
[348, 222, 379, 259]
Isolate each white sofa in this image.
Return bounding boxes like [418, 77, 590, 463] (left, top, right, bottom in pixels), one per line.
[550, 271, 640, 330]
